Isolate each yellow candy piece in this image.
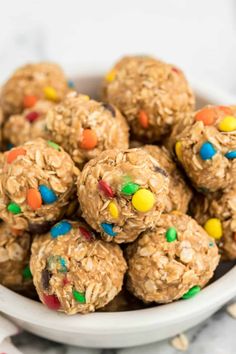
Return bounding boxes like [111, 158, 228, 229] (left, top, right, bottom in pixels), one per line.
[44, 86, 58, 102]
[80, 94, 90, 101]
[105, 69, 116, 82]
[171, 210, 182, 216]
[132, 189, 155, 212]
[204, 218, 222, 239]
[108, 201, 119, 219]
[175, 141, 183, 162]
[218, 116, 236, 132]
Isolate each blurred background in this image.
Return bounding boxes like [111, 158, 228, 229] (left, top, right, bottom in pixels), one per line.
[0, 0, 236, 97]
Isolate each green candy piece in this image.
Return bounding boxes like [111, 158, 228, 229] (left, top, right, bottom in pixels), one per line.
[22, 265, 32, 280]
[182, 285, 201, 299]
[73, 290, 86, 303]
[47, 140, 60, 151]
[121, 182, 139, 195]
[7, 202, 21, 215]
[165, 227, 177, 242]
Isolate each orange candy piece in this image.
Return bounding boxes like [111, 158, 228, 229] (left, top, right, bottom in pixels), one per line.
[195, 107, 216, 126]
[23, 95, 37, 108]
[217, 106, 233, 115]
[11, 228, 23, 236]
[138, 110, 149, 128]
[27, 189, 42, 210]
[79, 129, 98, 150]
[7, 148, 26, 164]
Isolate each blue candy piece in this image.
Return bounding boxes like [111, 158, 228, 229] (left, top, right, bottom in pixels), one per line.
[101, 223, 117, 237]
[6, 143, 14, 151]
[199, 142, 216, 160]
[67, 80, 75, 88]
[59, 257, 67, 272]
[39, 185, 58, 204]
[50, 221, 72, 238]
[225, 150, 236, 159]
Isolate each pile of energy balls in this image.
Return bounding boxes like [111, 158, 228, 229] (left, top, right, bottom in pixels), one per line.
[0, 55, 235, 315]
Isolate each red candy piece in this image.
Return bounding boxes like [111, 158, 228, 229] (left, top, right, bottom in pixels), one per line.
[79, 226, 93, 241]
[43, 294, 60, 310]
[172, 67, 180, 74]
[63, 276, 70, 286]
[98, 180, 114, 198]
[25, 111, 39, 122]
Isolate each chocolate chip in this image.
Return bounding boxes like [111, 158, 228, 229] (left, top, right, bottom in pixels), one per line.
[155, 166, 168, 177]
[41, 268, 51, 290]
[29, 220, 54, 234]
[102, 103, 116, 117]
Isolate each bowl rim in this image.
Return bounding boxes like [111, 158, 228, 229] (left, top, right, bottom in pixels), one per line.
[0, 76, 236, 334]
[0, 265, 236, 334]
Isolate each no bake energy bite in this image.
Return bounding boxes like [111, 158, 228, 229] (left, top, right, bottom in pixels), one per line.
[0, 138, 79, 232]
[169, 105, 236, 192]
[191, 187, 236, 260]
[126, 213, 219, 303]
[77, 148, 169, 243]
[144, 145, 192, 213]
[1, 62, 68, 116]
[3, 99, 54, 147]
[0, 222, 33, 294]
[30, 220, 127, 314]
[46, 92, 129, 166]
[103, 56, 195, 142]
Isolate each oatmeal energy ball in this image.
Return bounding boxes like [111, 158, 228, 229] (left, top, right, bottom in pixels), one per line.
[191, 187, 236, 260]
[77, 148, 169, 243]
[169, 105, 236, 192]
[30, 220, 127, 314]
[144, 145, 192, 213]
[1, 62, 68, 116]
[3, 99, 54, 147]
[126, 213, 219, 303]
[46, 92, 129, 166]
[102, 56, 195, 142]
[0, 106, 3, 150]
[0, 138, 79, 232]
[0, 222, 32, 293]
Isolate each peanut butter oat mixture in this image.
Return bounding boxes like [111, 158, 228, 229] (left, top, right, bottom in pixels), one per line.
[3, 100, 54, 147]
[144, 145, 192, 213]
[1, 62, 68, 116]
[169, 105, 236, 192]
[0, 106, 3, 150]
[30, 220, 127, 314]
[0, 105, 3, 127]
[126, 213, 219, 303]
[77, 148, 169, 243]
[0, 222, 33, 294]
[191, 187, 236, 260]
[102, 56, 195, 142]
[46, 92, 129, 166]
[0, 138, 79, 232]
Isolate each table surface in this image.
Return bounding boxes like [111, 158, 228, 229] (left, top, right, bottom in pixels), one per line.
[1, 1, 236, 352]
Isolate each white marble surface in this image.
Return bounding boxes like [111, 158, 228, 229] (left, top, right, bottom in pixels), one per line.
[0, 0, 236, 352]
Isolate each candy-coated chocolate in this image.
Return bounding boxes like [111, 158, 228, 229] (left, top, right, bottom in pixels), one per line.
[132, 189, 155, 212]
[199, 142, 216, 160]
[204, 218, 222, 239]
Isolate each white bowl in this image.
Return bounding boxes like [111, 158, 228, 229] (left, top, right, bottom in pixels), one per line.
[0, 73, 236, 348]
